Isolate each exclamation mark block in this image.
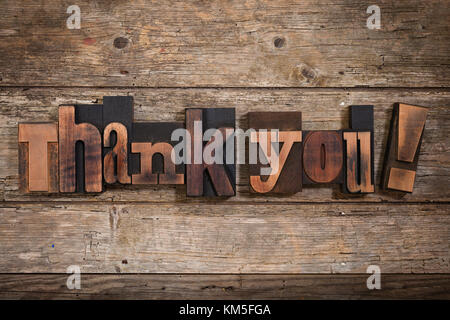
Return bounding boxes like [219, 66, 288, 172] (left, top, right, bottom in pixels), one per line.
[381, 103, 428, 193]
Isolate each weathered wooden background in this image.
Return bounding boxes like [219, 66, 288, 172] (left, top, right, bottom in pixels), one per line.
[0, 0, 449, 299]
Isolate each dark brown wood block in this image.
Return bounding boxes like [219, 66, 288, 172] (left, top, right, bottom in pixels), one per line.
[186, 108, 235, 197]
[18, 123, 58, 193]
[344, 105, 375, 193]
[73, 103, 104, 193]
[302, 131, 343, 184]
[248, 112, 302, 194]
[130, 122, 184, 185]
[103, 96, 134, 180]
[59, 106, 102, 193]
[381, 103, 428, 193]
[343, 131, 374, 193]
[131, 142, 183, 185]
[104, 123, 131, 184]
[18, 142, 28, 193]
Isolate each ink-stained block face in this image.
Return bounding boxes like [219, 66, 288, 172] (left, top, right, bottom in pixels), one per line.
[248, 112, 302, 194]
[18, 123, 58, 193]
[302, 130, 343, 185]
[381, 103, 428, 193]
[102, 96, 134, 182]
[59, 105, 103, 193]
[130, 122, 185, 185]
[186, 108, 236, 197]
[343, 105, 375, 193]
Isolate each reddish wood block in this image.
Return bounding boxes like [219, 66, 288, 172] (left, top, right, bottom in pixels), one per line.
[381, 103, 428, 193]
[248, 112, 302, 194]
[186, 108, 235, 197]
[131, 142, 183, 185]
[104, 122, 131, 184]
[18, 123, 58, 193]
[387, 167, 416, 193]
[302, 131, 343, 184]
[59, 106, 102, 193]
[343, 131, 374, 193]
[130, 122, 185, 185]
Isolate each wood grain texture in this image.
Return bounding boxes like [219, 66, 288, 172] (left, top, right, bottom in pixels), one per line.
[18, 123, 58, 192]
[103, 96, 134, 182]
[344, 132, 374, 193]
[249, 112, 302, 194]
[303, 131, 343, 184]
[0, 202, 448, 273]
[0, 0, 448, 87]
[345, 106, 375, 193]
[130, 122, 185, 184]
[186, 108, 236, 197]
[381, 103, 428, 193]
[0, 274, 448, 300]
[59, 106, 103, 193]
[103, 122, 131, 184]
[1, 88, 448, 202]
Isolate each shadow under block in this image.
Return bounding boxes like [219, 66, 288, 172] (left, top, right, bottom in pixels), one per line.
[248, 112, 302, 194]
[18, 123, 58, 193]
[130, 122, 184, 185]
[59, 105, 103, 193]
[302, 131, 344, 185]
[381, 103, 428, 193]
[186, 108, 235, 197]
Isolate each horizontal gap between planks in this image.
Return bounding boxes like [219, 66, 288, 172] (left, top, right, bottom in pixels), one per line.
[1, 273, 449, 275]
[2, 86, 450, 91]
[0, 200, 449, 206]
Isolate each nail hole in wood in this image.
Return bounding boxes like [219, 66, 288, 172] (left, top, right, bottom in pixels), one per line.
[274, 37, 285, 48]
[114, 37, 129, 49]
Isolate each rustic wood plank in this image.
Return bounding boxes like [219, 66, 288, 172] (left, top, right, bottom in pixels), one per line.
[0, 274, 448, 299]
[0, 203, 448, 273]
[1, 88, 447, 202]
[0, 0, 448, 87]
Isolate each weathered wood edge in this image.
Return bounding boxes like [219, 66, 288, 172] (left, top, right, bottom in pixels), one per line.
[0, 274, 448, 299]
[0, 202, 448, 273]
[0, 0, 448, 87]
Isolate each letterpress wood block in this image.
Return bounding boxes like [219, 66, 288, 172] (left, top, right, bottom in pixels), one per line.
[248, 112, 302, 194]
[381, 103, 428, 193]
[186, 108, 235, 197]
[343, 105, 375, 193]
[103, 96, 133, 184]
[59, 105, 103, 193]
[302, 131, 344, 184]
[73, 103, 103, 193]
[130, 122, 184, 185]
[18, 123, 58, 193]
